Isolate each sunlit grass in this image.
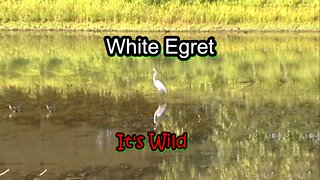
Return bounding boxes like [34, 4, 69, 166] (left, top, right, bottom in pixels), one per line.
[0, 0, 319, 31]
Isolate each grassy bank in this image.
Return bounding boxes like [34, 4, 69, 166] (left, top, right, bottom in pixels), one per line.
[0, 0, 319, 31]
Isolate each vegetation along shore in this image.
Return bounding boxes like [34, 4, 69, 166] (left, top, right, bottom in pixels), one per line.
[0, 0, 319, 31]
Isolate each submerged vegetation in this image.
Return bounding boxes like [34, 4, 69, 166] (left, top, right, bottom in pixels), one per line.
[0, 0, 319, 31]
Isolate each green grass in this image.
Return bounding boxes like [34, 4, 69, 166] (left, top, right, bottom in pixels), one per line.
[0, 0, 319, 31]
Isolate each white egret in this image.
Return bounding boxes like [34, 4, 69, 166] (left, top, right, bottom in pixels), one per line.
[153, 68, 167, 93]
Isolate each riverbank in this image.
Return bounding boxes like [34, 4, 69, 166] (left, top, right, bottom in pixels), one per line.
[0, 21, 319, 32]
[0, 0, 319, 32]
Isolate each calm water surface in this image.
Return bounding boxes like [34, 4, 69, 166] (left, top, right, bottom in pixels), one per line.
[0, 31, 319, 179]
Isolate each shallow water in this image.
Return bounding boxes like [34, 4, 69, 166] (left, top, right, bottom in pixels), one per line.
[0, 31, 319, 179]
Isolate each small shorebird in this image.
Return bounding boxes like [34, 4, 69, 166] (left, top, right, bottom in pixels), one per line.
[46, 105, 57, 113]
[8, 104, 21, 113]
[46, 105, 56, 118]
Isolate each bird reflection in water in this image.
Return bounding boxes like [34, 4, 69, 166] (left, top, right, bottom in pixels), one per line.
[153, 103, 167, 130]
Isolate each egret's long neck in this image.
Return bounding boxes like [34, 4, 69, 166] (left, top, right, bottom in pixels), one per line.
[153, 71, 157, 82]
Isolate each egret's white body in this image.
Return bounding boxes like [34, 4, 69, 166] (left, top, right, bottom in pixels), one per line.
[153, 68, 167, 93]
